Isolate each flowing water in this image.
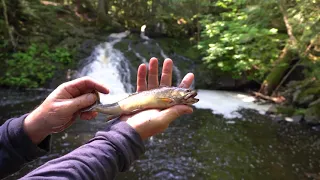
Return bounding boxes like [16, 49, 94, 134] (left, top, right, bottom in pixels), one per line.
[1, 31, 320, 180]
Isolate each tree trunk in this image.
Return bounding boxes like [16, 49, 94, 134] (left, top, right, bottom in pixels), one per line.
[259, 46, 295, 95]
[259, 0, 298, 95]
[1, 0, 16, 48]
[97, 0, 109, 24]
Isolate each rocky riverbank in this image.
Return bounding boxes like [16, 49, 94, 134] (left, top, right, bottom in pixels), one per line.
[266, 78, 320, 128]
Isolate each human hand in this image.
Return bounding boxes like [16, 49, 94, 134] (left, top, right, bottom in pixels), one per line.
[24, 77, 109, 144]
[121, 57, 195, 140]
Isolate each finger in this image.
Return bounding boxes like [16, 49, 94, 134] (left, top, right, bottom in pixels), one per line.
[80, 111, 98, 120]
[137, 64, 147, 92]
[160, 58, 173, 87]
[62, 76, 109, 98]
[178, 73, 194, 88]
[147, 57, 159, 89]
[157, 105, 193, 125]
[64, 93, 97, 113]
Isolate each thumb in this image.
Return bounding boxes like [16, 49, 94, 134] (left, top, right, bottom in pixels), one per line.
[67, 93, 98, 112]
[157, 105, 193, 124]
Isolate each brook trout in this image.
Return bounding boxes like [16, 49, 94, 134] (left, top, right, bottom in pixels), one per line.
[82, 86, 199, 120]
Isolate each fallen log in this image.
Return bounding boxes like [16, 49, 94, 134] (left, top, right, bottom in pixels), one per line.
[252, 91, 286, 103]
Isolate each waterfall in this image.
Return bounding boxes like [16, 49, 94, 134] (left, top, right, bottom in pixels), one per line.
[77, 31, 133, 104]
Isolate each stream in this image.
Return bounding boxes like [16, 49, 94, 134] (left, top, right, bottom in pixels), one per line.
[1, 31, 320, 180]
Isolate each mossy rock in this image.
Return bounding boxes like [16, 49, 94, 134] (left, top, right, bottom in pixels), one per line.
[276, 106, 296, 116]
[304, 104, 320, 124]
[299, 81, 320, 96]
[155, 37, 202, 61]
[295, 80, 320, 106]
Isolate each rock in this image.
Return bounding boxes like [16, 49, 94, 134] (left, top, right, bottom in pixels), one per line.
[284, 116, 303, 123]
[216, 76, 236, 89]
[309, 98, 320, 107]
[291, 115, 304, 123]
[273, 116, 284, 122]
[286, 80, 299, 89]
[297, 94, 315, 107]
[292, 90, 301, 103]
[304, 115, 319, 125]
[311, 125, 320, 131]
[266, 105, 277, 114]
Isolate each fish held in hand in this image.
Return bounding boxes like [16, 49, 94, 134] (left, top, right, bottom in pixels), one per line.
[82, 87, 199, 120]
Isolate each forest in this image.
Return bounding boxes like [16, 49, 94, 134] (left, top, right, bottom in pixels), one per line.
[1, 0, 319, 120]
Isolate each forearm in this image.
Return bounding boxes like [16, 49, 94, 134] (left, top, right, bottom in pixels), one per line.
[21, 120, 145, 180]
[0, 114, 51, 179]
[24, 107, 52, 144]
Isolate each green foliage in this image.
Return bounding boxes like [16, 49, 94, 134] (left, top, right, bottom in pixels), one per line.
[198, 0, 282, 81]
[0, 44, 72, 88]
[198, 0, 319, 86]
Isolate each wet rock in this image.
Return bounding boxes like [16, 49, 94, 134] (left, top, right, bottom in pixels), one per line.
[291, 115, 304, 123]
[284, 117, 296, 123]
[216, 76, 236, 89]
[311, 125, 320, 131]
[304, 115, 319, 125]
[273, 116, 284, 122]
[266, 105, 277, 115]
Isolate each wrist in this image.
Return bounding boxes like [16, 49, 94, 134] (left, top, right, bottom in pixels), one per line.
[24, 108, 51, 145]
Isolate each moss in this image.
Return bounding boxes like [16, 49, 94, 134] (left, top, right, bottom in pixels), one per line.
[124, 51, 141, 68]
[114, 40, 130, 52]
[294, 80, 320, 105]
[276, 106, 296, 116]
[261, 48, 296, 95]
[293, 108, 306, 115]
[155, 37, 202, 61]
[305, 104, 320, 117]
[299, 82, 320, 97]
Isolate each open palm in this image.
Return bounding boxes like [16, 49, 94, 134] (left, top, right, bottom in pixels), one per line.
[120, 57, 195, 140]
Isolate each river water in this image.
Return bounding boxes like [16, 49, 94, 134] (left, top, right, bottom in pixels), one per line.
[1, 31, 320, 180]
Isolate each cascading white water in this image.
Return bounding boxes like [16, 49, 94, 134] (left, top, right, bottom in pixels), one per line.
[77, 31, 132, 104]
[193, 90, 272, 118]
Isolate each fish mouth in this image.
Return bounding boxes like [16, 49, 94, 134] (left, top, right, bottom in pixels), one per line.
[183, 90, 199, 105]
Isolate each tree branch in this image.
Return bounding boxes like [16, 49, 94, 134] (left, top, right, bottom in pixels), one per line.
[271, 35, 318, 96]
[279, 0, 297, 46]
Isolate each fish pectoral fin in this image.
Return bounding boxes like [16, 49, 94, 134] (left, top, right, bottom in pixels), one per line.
[158, 98, 174, 104]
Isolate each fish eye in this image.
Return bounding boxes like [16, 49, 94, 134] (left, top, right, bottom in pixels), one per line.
[186, 89, 191, 92]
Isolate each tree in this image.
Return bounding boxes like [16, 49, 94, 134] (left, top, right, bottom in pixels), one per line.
[260, 0, 320, 95]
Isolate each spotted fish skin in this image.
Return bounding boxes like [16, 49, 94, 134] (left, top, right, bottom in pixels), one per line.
[82, 86, 199, 120]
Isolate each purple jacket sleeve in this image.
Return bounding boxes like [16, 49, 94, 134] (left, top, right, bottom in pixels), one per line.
[21, 120, 146, 180]
[0, 114, 51, 179]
